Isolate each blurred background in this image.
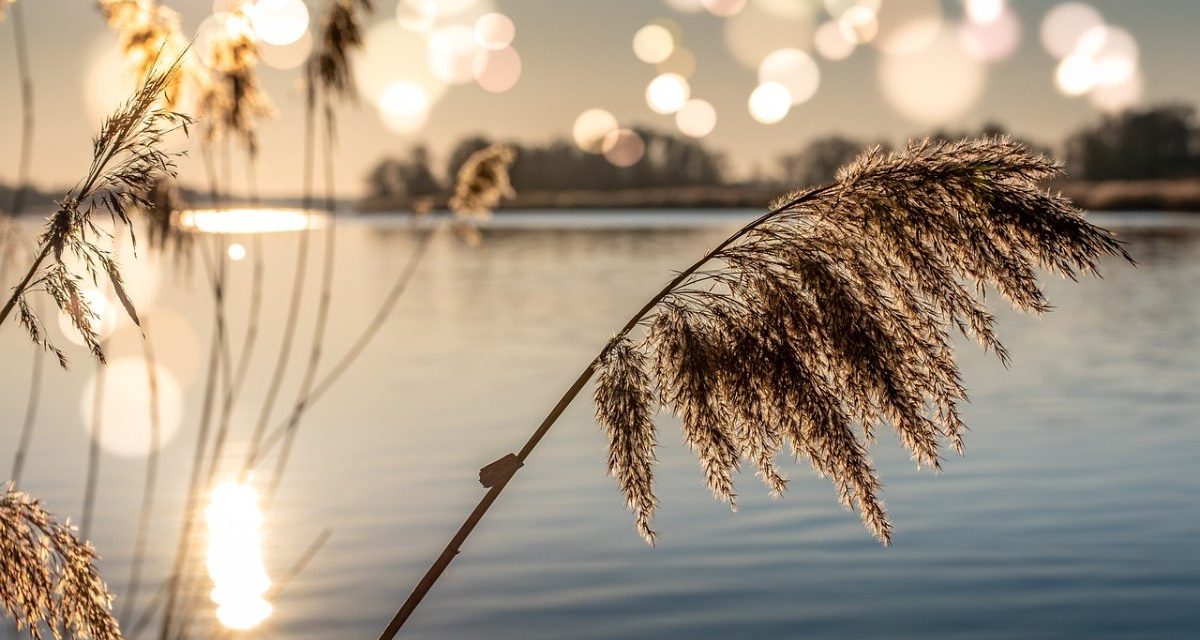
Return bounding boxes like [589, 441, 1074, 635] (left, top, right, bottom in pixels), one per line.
[1, 1, 1198, 639]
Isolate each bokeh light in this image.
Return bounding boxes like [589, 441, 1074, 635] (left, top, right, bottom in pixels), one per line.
[428, 24, 479, 84]
[354, 21, 447, 106]
[823, 0, 881, 18]
[725, 0, 816, 69]
[1077, 25, 1138, 85]
[1088, 70, 1142, 113]
[58, 289, 119, 348]
[748, 82, 791, 124]
[258, 30, 313, 70]
[1040, 2, 1104, 59]
[206, 482, 272, 630]
[814, 21, 856, 61]
[633, 24, 675, 64]
[573, 109, 620, 153]
[702, 0, 747, 18]
[871, 0, 942, 56]
[380, 81, 433, 133]
[838, 5, 879, 45]
[396, 0, 439, 33]
[228, 243, 247, 261]
[602, 129, 647, 167]
[81, 358, 184, 457]
[675, 98, 717, 138]
[960, 6, 1020, 63]
[645, 73, 691, 115]
[965, 0, 1005, 25]
[474, 12, 515, 50]
[106, 308, 204, 387]
[878, 32, 985, 124]
[758, 48, 821, 105]
[246, 0, 309, 46]
[473, 46, 521, 93]
[662, 0, 705, 12]
[657, 47, 697, 78]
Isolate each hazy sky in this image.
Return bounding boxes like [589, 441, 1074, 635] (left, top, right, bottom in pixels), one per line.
[2, 0, 1200, 197]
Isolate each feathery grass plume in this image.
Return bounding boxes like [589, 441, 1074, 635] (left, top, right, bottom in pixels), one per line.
[379, 137, 1134, 637]
[0, 59, 191, 366]
[97, 0, 196, 111]
[448, 143, 517, 245]
[310, 0, 373, 105]
[591, 137, 1132, 544]
[195, 2, 274, 157]
[0, 487, 121, 640]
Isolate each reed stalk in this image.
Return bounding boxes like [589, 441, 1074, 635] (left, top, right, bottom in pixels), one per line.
[120, 317, 163, 624]
[377, 139, 1134, 637]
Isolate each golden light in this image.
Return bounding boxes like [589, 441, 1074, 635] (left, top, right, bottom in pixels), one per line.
[1088, 70, 1142, 113]
[396, 0, 438, 33]
[474, 12, 515, 50]
[179, 208, 324, 234]
[1055, 53, 1097, 96]
[663, 0, 705, 12]
[675, 98, 717, 138]
[428, 24, 479, 84]
[206, 481, 272, 631]
[758, 48, 820, 105]
[1076, 25, 1139, 85]
[472, 46, 521, 93]
[1040, 2, 1104, 59]
[247, 0, 309, 46]
[632, 24, 675, 64]
[838, 5, 879, 45]
[228, 243, 247, 261]
[960, 6, 1021, 63]
[724, 0, 815, 70]
[379, 81, 433, 133]
[258, 29, 313, 70]
[602, 129, 646, 167]
[84, 39, 131, 129]
[657, 46, 696, 78]
[58, 289, 119, 347]
[81, 358, 184, 457]
[748, 81, 791, 124]
[965, 0, 1005, 25]
[871, 0, 943, 56]
[701, 0, 747, 18]
[814, 21, 855, 60]
[573, 108, 619, 153]
[355, 21, 447, 106]
[645, 72, 690, 115]
[877, 32, 985, 124]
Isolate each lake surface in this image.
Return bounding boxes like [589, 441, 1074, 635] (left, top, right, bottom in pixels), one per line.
[1, 211, 1198, 639]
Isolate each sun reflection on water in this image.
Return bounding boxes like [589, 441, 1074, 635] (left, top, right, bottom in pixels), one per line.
[206, 481, 273, 630]
[179, 208, 324, 234]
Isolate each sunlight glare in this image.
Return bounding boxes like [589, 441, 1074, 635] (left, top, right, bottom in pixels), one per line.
[228, 243, 247, 261]
[748, 82, 791, 124]
[645, 73, 691, 115]
[379, 81, 433, 133]
[206, 481, 272, 630]
[247, 0, 309, 46]
[179, 208, 323, 234]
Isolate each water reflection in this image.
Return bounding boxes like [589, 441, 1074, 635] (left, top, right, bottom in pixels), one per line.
[179, 208, 324, 234]
[206, 481, 273, 630]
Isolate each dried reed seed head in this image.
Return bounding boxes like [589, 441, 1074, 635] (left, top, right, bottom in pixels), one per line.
[449, 144, 517, 220]
[311, 0, 374, 103]
[194, 0, 275, 154]
[15, 59, 191, 367]
[0, 488, 121, 640]
[593, 136, 1132, 545]
[97, 0, 198, 111]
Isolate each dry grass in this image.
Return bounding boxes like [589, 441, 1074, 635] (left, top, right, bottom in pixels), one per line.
[592, 137, 1133, 544]
[449, 143, 517, 245]
[0, 487, 120, 640]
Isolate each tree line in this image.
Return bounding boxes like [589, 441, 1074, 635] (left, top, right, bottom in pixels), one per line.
[363, 104, 1200, 203]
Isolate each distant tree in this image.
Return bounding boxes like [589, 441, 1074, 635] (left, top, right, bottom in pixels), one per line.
[1066, 105, 1200, 180]
[366, 145, 443, 200]
[779, 135, 884, 186]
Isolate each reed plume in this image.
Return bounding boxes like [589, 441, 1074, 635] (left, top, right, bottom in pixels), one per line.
[0, 487, 121, 640]
[194, 2, 274, 157]
[97, 0, 193, 111]
[379, 137, 1134, 637]
[0, 59, 191, 366]
[448, 143, 517, 245]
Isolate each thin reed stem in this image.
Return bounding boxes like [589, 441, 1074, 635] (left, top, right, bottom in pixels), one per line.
[121, 318, 163, 623]
[376, 189, 830, 638]
[245, 223, 435, 474]
[79, 360, 107, 541]
[9, 338, 44, 487]
[9, 0, 32, 217]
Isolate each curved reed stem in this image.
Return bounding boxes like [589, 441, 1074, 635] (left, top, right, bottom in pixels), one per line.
[121, 318, 163, 624]
[79, 361, 107, 541]
[8, 338, 44, 488]
[376, 189, 828, 638]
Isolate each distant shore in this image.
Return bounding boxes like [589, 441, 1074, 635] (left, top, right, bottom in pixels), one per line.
[357, 178, 1200, 214]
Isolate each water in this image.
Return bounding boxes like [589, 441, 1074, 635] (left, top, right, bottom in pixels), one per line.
[1, 211, 1198, 639]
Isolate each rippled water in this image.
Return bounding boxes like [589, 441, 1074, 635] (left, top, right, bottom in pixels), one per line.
[1, 212, 1197, 639]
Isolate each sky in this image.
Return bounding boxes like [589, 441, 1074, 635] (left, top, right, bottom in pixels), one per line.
[1, 0, 1200, 198]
